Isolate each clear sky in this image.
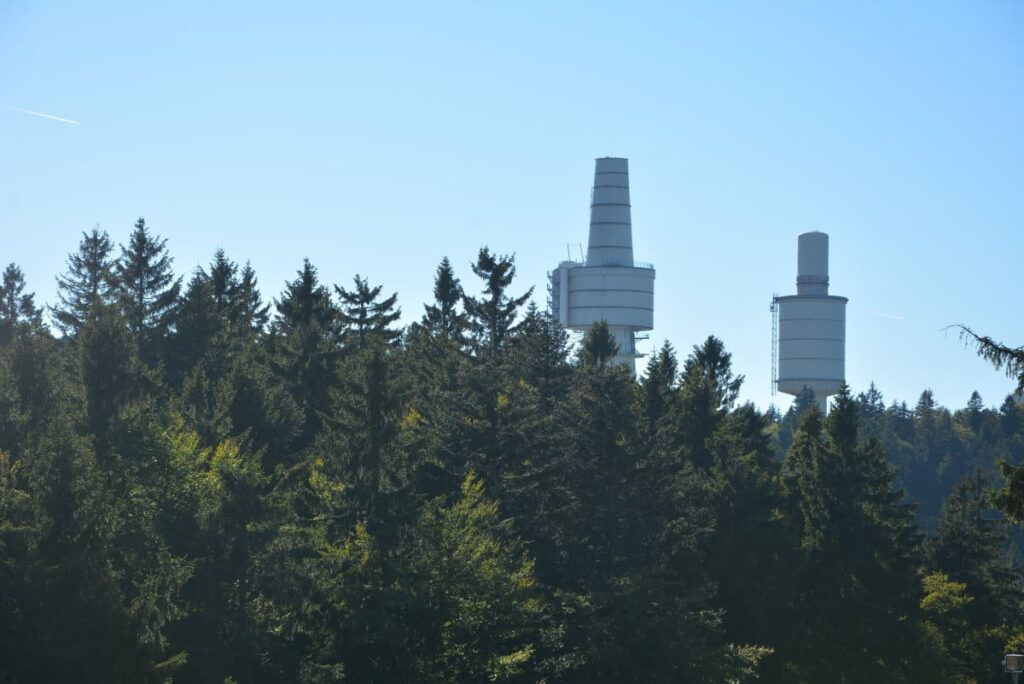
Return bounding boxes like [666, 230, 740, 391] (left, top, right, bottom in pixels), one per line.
[2, 1, 1022, 412]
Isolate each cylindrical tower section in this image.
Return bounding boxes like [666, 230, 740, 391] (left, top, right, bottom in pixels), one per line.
[564, 265, 655, 333]
[586, 157, 633, 267]
[776, 295, 847, 407]
[797, 231, 829, 296]
[776, 231, 846, 412]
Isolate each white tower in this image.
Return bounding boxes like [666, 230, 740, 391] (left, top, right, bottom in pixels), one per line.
[775, 231, 847, 413]
[549, 157, 655, 372]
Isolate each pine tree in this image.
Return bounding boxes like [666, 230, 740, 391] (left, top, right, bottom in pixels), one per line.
[781, 386, 930, 681]
[405, 257, 470, 406]
[335, 274, 401, 350]
[856, 382, 887, 442]
[777, 386, 819, 455]
[325, 339, 405, 525]
[271, 259, 342, 448]
[0, 264, 43, 345]
[671, 335, 743, 468]
[640, 341, 678, 439]
[171, 268, 221, 382]
[232, 261, 269, 337]
[463, 248, 532, 356]
[51, 227, 117, 337]
[422, 256, 467, 343]
[577, 319, 619, 369]
[505, 303, 572, 409]
[926, 468, 1022, 681]
[79, 302, 147, 453]
[114, 218, 182, 364]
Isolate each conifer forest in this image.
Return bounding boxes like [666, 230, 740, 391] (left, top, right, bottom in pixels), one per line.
[1, 220, 1023, 683]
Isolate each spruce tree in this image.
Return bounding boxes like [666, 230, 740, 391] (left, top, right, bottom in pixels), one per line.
[114, 218, 182, 364]
[672, 335, 743, 468]
[782, 387, 929, 681]
[335, 274, 401, 350]
[640, 341, 678, 439]
[463, 247, 532, 356]
[271, 259, 342, 448]
[926, 469, 1022, 680]
[52, 227, 117, 337]
[422, 256, 467, 343]
[577, 319, 619, 368]
[231, 261, 269, 337]
[0, 264, 43, 345]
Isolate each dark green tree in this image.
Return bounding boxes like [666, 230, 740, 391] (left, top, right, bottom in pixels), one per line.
[421, 256, 467, 343]
[925, 468, 1022, 681]
[271, 259, 342, 449]
[640, 341, 678, 439]
[781, 387, 930, 682]
[52, 227, 117, 337]
[577, 319, 619, 369]
[336, 275, 401, 351]
[671, 335, 743, 468]
[0, 264, 43, 345]
[114, 218, 182, 365]
[463, 248, 532, 356]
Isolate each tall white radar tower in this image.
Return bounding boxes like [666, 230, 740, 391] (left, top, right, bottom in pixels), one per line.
[774, 231, 847, 413]
[548, 157, 656, 372]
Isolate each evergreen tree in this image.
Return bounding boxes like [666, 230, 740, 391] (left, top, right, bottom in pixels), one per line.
[271, 259, 342, 449]
[114, 218, 182, 364]
[782, 387, 929, 681]
[463, 248, 532, 356]
[578, 319, 619, 369]
[776, 386, 819, 455]
[926, 469, 1022, 681]
[640, 341, 678, 439]
[232, 261, 270, 337]
[335, 274, 401, 351]
[79, 302, 149, 454]
[410, 472, 550, 682]
[421, 256, 467, 343]
[52, 227, 117, 337]
[0, 263, 43, 345]
[325, 339, 407, 525]
[672, 335, 743, 468]
[856, 381, 887, 442]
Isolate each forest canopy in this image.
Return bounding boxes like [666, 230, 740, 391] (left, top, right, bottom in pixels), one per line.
[0, 220, 1022, 683]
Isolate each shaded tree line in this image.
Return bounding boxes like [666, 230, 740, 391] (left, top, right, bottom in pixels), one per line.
[0, 219, 1022, 683]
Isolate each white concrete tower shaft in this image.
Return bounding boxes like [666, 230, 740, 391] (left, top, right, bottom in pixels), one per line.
[776, 231, 847, 413]
[587, 157, 634, 267]
[548, 157, 655, 373]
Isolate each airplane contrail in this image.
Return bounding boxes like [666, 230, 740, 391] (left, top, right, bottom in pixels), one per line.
[877, 313, 905, 321]
[3, 106, 80, 125]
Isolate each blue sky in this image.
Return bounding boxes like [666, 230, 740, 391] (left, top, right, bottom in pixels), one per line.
[2, 1, 1022, 412]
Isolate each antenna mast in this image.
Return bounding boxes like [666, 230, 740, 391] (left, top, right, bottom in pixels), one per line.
[770, 294, 779, 395]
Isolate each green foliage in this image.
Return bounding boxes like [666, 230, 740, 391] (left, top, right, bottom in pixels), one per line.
[114, 218, 183, 365]
[0, 263, 44, 345]
[52, 227, 117, 337]
[335, 274, 401, 350]
[463, 247, 533, 356]
[1, 236, 1021, 682]
[577, 319, 619, 368]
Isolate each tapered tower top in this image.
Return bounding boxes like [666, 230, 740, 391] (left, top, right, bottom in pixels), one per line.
[586, 157, 634, 267]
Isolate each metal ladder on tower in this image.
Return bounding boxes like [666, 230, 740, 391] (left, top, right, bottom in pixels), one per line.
[770, 294, 779, 396]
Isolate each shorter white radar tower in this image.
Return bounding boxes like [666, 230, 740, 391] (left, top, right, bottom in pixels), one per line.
[549, 157, 656, 372]
[774, 231, 847, 413]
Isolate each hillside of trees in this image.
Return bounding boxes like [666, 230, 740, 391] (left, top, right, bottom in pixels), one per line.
[1, 220, 1022, 683]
